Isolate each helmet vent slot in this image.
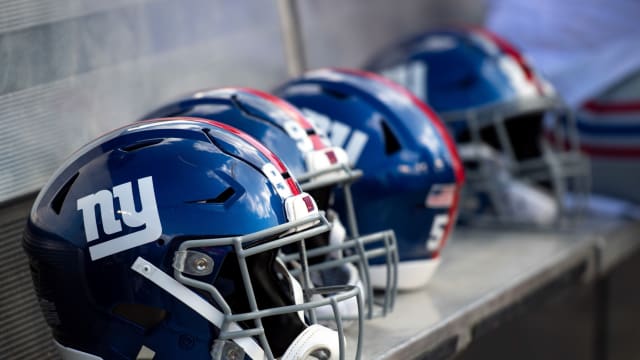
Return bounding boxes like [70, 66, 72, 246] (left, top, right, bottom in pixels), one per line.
[188, 187, 236, 204]
[121, 138, 164, 152]
[230, 94, 285, 132]
[381, 120, 401, 154]
[50, 172, 79, 214]
[322, 88, 350, 100]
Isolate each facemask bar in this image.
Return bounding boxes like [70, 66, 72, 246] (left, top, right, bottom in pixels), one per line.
[295, 161, 399, 320]
[173, 213, 363, 360]
[280, 228, 398, 320]
[441, 96, 591, 226]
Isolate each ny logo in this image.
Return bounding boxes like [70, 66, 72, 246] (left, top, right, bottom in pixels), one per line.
[300, 108, 369, 164]
[77, 176, 162, 260]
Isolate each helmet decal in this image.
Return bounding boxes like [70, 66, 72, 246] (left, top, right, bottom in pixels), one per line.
[76, 176, 162, 260]
[261, 163, 294, 199]
[301, 107, 370, 164]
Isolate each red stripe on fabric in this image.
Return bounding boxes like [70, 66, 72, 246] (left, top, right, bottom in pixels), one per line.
[583, 100, 640, 114]
[581, 144, 640, 158]
[544, 128, 640, 158]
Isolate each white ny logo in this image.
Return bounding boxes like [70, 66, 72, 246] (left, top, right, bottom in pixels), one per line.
[301, 108, 369, 164]
[76, 176, 162, 260]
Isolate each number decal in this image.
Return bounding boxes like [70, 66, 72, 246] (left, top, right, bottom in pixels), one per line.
[427, 214, 449, 252]
[262, 163, 293, 199]
[282, 120, 314, 153]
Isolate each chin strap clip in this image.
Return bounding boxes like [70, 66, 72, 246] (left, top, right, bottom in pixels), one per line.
[280, 324, 341, 360]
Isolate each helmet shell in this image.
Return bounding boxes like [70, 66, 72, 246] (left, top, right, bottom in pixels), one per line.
[276, 68, 464, 265]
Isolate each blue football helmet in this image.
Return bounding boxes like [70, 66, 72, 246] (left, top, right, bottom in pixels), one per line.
[365, 28, 590, 226]
[23, 118, 362, 360]
[141, 88, 397, 319]
[275, 68, 464, 290]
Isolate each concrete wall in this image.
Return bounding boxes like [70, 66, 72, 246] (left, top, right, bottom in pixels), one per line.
[0, 0, 486, 205]
[297, 0, 485, 69]
[0, 0, 289, 204]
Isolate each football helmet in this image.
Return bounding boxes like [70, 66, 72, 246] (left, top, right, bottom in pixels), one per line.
[23, 118, 362, 360]
[141, 88, 397, 319]
[365, 28, 590, 226]
[275, 68, 464, 290]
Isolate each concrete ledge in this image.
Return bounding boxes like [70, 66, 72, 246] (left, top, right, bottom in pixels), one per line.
[346, 217, 637, 359]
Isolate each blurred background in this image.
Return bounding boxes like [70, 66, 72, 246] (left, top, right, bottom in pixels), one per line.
[1, 1, 639, 359]
[0, 0, 485, 206]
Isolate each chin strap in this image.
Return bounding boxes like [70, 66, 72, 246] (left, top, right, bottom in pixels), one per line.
[312, 213, 364, 320]
[503, 179, 558, 225]
[274, 257, 306, 323]
[327, 210, 347, 260]
[280, 324, 341, 360]
[460, 143, 559, 225]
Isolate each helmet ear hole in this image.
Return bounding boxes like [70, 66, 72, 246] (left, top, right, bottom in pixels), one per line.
[111, 303, 167, 330]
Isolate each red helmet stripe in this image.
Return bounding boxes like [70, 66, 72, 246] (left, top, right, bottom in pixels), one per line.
[238, 87, 327, 150]
[470, 28, 545, 95]
[155, 117, 301, 195]
[331, 68, 465, 185]
[328, 69, 464, 258]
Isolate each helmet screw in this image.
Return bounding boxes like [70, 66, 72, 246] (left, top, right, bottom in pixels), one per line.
[194, 257, 208, 272]
[226, 348, 240, 360]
